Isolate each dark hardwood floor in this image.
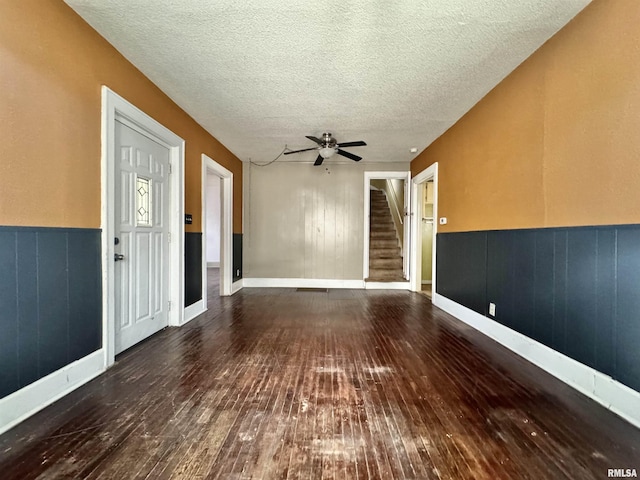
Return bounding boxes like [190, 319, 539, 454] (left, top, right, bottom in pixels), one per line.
[1, 269, 639, 479]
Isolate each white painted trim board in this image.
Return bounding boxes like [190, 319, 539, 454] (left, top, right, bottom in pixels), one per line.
[184, 299, 207, 324]
[0, 350, 105, 435]
[433, 293, 640, 429]
[232, 279, 243, 294]
[365, 281, 410, 290]
[243, 278, 366, 289]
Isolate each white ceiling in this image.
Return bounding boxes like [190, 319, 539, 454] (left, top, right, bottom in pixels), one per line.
[65, 0, 590, 164]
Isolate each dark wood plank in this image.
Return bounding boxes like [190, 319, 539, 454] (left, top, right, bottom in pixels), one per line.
[1, 270, 639, 479]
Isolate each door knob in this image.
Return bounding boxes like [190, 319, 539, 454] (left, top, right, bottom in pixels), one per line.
[114, 253, 125, 262]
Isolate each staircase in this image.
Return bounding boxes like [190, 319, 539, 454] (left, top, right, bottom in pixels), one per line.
[367, 189, 405, 282]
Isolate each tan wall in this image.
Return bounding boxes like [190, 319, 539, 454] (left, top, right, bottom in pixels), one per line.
[0, 1, 242, 232]
[244, 162, 409, 279]
[411, 0, 640, 233]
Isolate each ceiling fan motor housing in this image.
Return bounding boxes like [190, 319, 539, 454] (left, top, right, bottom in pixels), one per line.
[321, 132, 337, 148]
[318, 133, 338, 158]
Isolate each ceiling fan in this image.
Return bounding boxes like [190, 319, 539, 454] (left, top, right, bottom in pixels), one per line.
[284, 133, 367, 166]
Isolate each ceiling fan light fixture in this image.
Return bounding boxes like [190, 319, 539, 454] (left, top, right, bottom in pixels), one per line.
[319, 146, 336, 159]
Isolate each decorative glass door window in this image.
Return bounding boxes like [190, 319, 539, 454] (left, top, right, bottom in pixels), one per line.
[136, 176, 152, 227]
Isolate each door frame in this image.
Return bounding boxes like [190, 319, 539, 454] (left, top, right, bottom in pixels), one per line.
[363, 171, 411, 280]
[201, 154, 234, 301]
[409, 162, 438, 294]
[101, 87, 185, 367]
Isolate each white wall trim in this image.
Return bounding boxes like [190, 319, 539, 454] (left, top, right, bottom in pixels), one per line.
[101, 87, 185, 366]
[184, 299, 207, 324]
[410, 162, 438, 296]
[232, 279, 243, 294]
[363, 171, 411, 280]
[365, 281, 411, 290]
[433, 293, 640, 429]
[201, 155, 233, 299]
[0, 350, 105, 435]
[243, 278, 365, 289]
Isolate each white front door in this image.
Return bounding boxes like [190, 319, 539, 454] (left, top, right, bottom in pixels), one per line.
[114, 119, 170, 354]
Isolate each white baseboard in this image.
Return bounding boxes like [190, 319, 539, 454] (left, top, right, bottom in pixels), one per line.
[365, 281, 411, 290]
[0, 350, 105, 435]
[242, 278, 365, 289]
[184, 299, 206, 324]
[421, 280, 432, 285]
[232, 279, 243, 294]
[207, 262, 220, 268]
[433, 293, 640, 429]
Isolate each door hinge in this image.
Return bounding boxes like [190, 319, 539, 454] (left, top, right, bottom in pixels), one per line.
[168, 232, 171, 243]
[169, 163, 172, 174]
[168, 300, 172, 311]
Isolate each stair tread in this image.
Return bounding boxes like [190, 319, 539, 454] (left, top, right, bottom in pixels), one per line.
[369, 192, 404, 278]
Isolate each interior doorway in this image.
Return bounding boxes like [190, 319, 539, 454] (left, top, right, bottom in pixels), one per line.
[201, 154, 233, 304]
[420, 181, 435, 297]
[363, 171, 411, 287]
[410, 163, 438, 296]
[205, 174, 222, 291]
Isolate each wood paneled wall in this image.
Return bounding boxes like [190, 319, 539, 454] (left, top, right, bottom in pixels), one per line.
[244, 162, 408, 280]
[0, 227, 102, 399]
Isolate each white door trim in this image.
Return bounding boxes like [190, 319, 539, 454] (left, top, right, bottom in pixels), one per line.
[101, 87, 185, 367]
[410, 162, 438, 295]
[363, 171, 411, 280]
[202, 154, 234, 300]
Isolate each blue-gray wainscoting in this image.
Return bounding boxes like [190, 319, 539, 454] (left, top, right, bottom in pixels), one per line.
[184, 233, 243, 307]
[185, 232, 202, 307]
[233, 233, 242, 282]
[436, 225, 640, 393]
[0, 227, 102, 399]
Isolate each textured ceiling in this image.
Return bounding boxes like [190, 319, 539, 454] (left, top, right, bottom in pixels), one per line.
[65, 0, 590, 164]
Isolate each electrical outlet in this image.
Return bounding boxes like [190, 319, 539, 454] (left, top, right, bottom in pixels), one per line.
[489, 303, 496, 316]
[439, 217, 447, 225]
[236, 269, 240, 276]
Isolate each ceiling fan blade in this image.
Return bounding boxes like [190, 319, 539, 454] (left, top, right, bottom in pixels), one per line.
[336, 141, 367, 148]
[336, 149, 362, 162]
[314, 155, 324, 166]
[284, 147, 318, 155]
[305, 135, 324, 145]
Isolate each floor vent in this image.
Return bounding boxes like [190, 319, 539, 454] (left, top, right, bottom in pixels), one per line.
[296, 288, 329, 293]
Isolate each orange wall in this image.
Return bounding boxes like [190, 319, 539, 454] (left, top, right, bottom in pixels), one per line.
[411, 0, 640, 233]
[0, 1, 242, 233]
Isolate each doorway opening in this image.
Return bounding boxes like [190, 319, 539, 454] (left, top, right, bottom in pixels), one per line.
[201, 154, 233, 306]
[363, 171, 411, 288]
[420, 180, 435, 297]
[410, 163, 438, 296]
[205, 173, 222, 299]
